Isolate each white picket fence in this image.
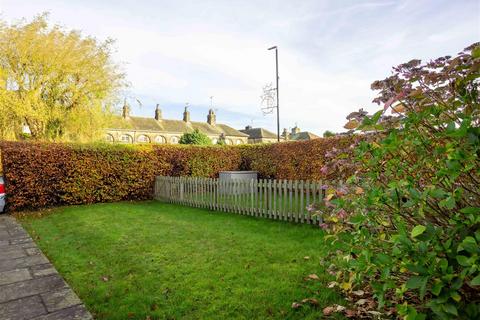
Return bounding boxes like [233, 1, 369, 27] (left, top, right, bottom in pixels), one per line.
[154, 176, 338, 225]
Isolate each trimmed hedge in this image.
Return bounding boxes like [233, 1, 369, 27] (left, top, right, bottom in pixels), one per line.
[154, 145, 242, 178]
[0, 136, 358, 211]
[241, 136, 359, 180]
[1, 143, 161, 210]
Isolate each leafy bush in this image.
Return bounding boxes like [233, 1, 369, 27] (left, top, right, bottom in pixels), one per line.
[0, 136, 359, 212]
[316, 44, 480, 318]
[240, 136, 359, 181]
[153, 145, 242, 178]
[0, 143, 163, 211]
[0, 142, 242, 211]
[323, 130, 336, 138]
[179, 129, 212, 145]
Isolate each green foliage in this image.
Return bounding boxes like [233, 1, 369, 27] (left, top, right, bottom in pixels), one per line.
[179, 129, 212, 145]
[317, 43, 480, 318]
[323, 130, 335, 138]
[0, 14, 125, 142]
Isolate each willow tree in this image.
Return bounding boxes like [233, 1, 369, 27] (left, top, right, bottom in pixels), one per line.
[0, 14, 125, 141]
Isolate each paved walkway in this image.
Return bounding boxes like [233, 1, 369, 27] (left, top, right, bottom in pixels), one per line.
[0, 215, 93, 320]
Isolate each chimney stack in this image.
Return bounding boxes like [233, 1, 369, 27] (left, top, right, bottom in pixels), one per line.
[183, 104, 190, 122]
[207, 109, 216, 126]
[122, 99, 130, 119]
[282, 128, 289, 140]
[154, 104, 162, 120]
[291, 125, 300, 135]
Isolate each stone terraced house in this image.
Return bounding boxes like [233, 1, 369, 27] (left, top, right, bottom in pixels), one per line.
[238, 125, 320, 144]
[240, 126, 279, 144]
[105, 102, 249, 145]
[282, 126, 320, 141]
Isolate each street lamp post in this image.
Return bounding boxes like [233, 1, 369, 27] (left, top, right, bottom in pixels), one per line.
[268, 46, 280, 142]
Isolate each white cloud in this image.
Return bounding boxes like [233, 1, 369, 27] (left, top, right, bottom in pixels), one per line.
[0, 0, 478, 134]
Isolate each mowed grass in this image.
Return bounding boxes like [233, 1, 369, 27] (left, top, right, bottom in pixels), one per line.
[19, 201, 345, 320]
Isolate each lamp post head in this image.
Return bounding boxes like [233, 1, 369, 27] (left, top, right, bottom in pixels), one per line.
[268, 46, 277, 51]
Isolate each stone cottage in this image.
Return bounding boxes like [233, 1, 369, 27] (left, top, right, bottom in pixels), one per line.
[105, 102, 249, 145]
[239, 126, 278, 144]
[282, 126, 320, 141]
[238, 125, 320, 144]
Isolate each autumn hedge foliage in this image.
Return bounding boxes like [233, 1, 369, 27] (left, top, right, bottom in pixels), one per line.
[241, 136, 360, 180]
[0, 135, 357, 211]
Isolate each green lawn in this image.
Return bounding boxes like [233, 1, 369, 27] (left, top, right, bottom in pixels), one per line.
[19, 201, 345, 320]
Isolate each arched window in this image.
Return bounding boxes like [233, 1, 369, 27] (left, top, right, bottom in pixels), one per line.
[236, 139, 243, 145]
[170, 136, 179, 144]
[120, 134, 133, 143]
[226, 139, 233, 145]
[137, 134, 150, 143]
[155, 135, 166, 144]
[105, 134, 114, 142]
[211, 138, 218, 144]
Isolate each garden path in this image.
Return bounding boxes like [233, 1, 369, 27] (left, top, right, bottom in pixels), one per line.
[0, 215, 92, 320]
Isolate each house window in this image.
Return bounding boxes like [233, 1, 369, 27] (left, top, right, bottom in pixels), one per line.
[226, 139, 233, 145]
[105, 134, 114, 142]
[236, 139, 242, 145]
[137, 135, 150, 143]
[211, 138, 218, 144]
[170, 136, 179, 144]
[155, 135, 166, 144]
[120, 134, 133, 143]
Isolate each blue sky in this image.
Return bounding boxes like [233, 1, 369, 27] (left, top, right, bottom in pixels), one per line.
[1, 0, 478, 135]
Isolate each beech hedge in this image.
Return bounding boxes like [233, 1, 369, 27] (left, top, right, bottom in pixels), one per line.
[0, 135, 357, 211]
[241, 136, 360, 180]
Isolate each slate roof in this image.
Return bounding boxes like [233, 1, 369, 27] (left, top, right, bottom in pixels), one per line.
[240, 127, 277, 139]
[107, 116, 248, 137]
[289, 131, 320, 141]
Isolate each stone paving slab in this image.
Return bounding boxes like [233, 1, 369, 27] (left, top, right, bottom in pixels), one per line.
[0, 268, 32, 286]
[0, 254, 50, 272]
[0, 295, 47, 320]
[0, 215, 93, 320]
[31, 304, 92, 320]
[30, 264, 58, 278]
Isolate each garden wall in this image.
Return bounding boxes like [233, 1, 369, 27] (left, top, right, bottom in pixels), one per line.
[0, 135, 358, 211]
